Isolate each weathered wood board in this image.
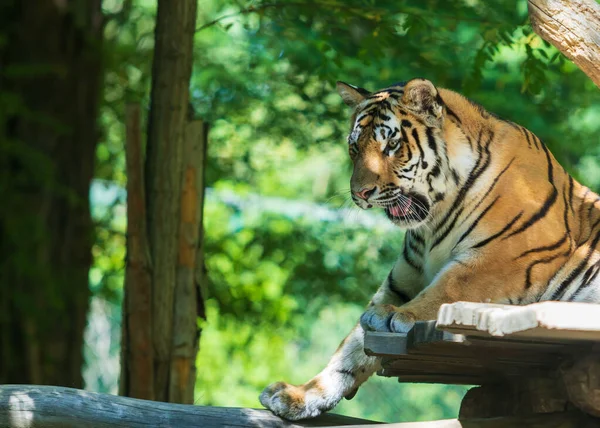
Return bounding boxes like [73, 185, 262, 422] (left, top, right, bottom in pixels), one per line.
[437, 301, 600, 342]
[366, 302, 600, 420]
[365, 320, 592, 385]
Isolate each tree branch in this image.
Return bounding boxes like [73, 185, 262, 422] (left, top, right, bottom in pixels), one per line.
[528, 0, 600, 88]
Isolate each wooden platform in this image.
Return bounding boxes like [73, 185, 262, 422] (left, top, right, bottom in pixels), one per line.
[365, 301, 600, 424]
[365, 302, 600, 385]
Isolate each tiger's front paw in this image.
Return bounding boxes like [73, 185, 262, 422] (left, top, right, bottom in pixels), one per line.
[360, 304, 415, 333]
[259, 381, 340, 421]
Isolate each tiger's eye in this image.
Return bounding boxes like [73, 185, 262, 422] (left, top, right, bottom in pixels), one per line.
[388, 140, 399, 150]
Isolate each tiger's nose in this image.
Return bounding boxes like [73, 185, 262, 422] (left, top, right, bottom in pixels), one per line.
[354, 186, 377, 201]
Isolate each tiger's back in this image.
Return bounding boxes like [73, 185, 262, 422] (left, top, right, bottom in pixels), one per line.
[405, 87, 600, 305]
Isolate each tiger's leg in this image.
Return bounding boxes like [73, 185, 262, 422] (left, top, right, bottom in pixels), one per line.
[360, 261, 510, 334]
[259, 322, 378, 420]
[259, 261, 421, 420]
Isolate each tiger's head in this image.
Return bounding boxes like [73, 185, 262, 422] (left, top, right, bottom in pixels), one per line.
[337, 78, 449, 229]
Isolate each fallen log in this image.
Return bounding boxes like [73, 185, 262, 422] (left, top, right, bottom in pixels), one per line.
[0, 385, 375, 428]
[1, 385, 598, 427]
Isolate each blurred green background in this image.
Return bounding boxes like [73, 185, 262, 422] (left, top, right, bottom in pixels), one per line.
[85, 0, 599, 423]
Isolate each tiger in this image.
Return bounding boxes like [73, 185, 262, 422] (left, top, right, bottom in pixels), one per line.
[259, 78, 600, 420]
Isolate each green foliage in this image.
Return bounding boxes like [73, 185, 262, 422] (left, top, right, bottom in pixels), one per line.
[84, 0, 600, 422]
[204, 195, 403, 325]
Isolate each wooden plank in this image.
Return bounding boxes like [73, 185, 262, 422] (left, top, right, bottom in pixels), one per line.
[365, 320, 592, 385]
[366, 326, 585, 364]
[380, 370, 493, 385]
[437, 302, 600, 342]
[407, 330, 585, 367]
[364, 331, 409, 357]
[0, 385, 379, 428]
[382, 359, 518, 378]
[366, 302, 600, 385]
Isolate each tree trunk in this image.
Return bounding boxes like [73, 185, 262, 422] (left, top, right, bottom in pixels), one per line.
[121, 0, 204, 404]
[528, 0, 600, 88]
[120, 104, 155, 400]
[0, 0, 104, 387]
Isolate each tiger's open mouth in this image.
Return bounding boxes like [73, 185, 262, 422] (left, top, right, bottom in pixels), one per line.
[384, 193, 429, 223]
[385, 199, 412, 219]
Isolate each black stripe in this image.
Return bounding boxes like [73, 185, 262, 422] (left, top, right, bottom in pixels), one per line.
[542, 142, 554, 181]
[380, 100, 392, 110]
[402, 242, 423, 273]
[445, 106, 462, 124]
[505, 188, 557, 239]
[387, 270, 412, 303]
[569, 264, 600, 301]
[451, 169, 460, 185]
[411, 128, 427, 169]
[531, 133, 543, 150]
[524, 249, 570, 289]
[401, 126, 409, 144]
[576, 189, 591, 245]
[503, 120, 520, 130]
[435, 129, 493, 235]
[562, 181, 572, 242]
[356, 113, 372, 123]
[336, 369, 356, 378]
[409, 230, 425, 246]
[551, 229, 600, 300]
[425, 127, 438, 157]
[459, 158, 515, 230]
[579, 261, 600, 291]
[402, 141, 412, 161]
[520, 127, 532, 148]
[589, 215, 600, 237]
[431, 207, 464, 250]
[568, 176, 574, 214]
[524, 128, 539, 149]
[472, 211, 523, 249]
[455, 196, 500, 248]
[383, 88, 405, 95]
[505, 144, 557, 239]
[465, 135, 473, 151]
[401, 162, 419, 174]
[587, 197, 600, 221]
[516, 234, 568, 259]
[407, 236, 423, 257]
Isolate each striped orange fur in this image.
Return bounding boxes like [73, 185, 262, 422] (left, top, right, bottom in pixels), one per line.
[260, 78, 600, 420]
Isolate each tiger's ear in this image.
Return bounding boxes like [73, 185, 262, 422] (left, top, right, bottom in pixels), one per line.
[336, 81, 371, 107]
[402, 78, 443, 126]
